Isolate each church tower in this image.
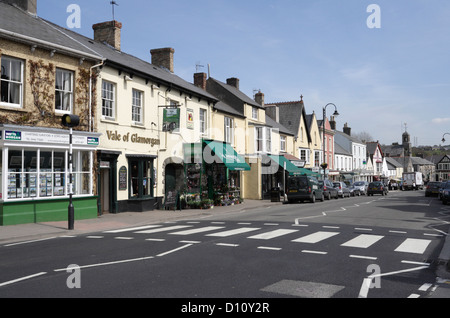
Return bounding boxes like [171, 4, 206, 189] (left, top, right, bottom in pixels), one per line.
[402, 128, 412, 157]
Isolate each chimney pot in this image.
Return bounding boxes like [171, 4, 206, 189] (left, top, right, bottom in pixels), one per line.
[151, 48, 175, 73]
[343, 123, 352, 136]
[92, 20, 122, 50]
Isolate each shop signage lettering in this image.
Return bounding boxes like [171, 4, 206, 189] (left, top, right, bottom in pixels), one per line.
[4, 130, 98, 146]
[106, 130, 160, 147]
[5, 131, 22, 141]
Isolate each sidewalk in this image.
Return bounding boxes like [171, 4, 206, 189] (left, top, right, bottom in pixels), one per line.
[0, 199, 281, 245]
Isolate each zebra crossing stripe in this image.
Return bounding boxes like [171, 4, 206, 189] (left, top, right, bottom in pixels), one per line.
[135, 225, 192, 234]
[292, 232, 340, 244]
[248, 229, 299, 240]
[394, 239, 432, 254]
[341, 235, 384, 249]
[206, 228, 260, 237]
[169, 226, 225, 235]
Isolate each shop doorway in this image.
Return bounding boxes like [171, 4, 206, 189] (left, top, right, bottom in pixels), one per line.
[100, 168, 110, 214]
[165, 163, 184, 195]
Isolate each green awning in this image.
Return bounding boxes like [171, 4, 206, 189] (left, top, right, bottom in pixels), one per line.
[204, 141, 251, 171]
[268, 155, 319, 176]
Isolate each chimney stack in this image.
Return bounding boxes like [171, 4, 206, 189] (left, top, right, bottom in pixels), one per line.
[226, 78, 240, 90]
[1, 0, 37, 15]
[194, 73, 207, 90]
[265, 105, 279, 123]
[151, 48, 175, 73]
[343, 123, 352, 136]
[255, 91, 265, 107]
[93, 20, 122, 51]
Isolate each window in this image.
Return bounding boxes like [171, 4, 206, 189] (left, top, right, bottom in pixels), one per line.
[199, 109, 207, 135]
[299, 149, 310, 164]
[266, 128, 272, 153]
[102, 80, 116, 119]
[4, 148, 93, 200]
[225, 117, 234, 145]
[132, 89, 143, 124]
[252, 107, 258, 120]
[280, 136, 286, 152]
[256, 127, 263, 152]
[129, 157, 154, 199]
[55, 69, 73, 113]
[255, 127, 271, 153]
[1, 56, 23, 107]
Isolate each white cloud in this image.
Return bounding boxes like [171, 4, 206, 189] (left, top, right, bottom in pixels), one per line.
[432, 118, 450, 124]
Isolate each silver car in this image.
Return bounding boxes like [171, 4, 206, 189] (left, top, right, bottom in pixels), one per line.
[333, 182, 350, 198]
[352, 181, 369, 195]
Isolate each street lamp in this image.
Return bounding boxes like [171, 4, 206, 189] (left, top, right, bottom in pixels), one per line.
[62, 114, 80, 230]
[323, 104, 340, 180]
[442, 133, 450, 144]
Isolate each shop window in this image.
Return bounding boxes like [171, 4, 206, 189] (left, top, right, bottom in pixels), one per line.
[1, 56, 23, 108]
[4, 148, 93, 200]
[129, 158, 154, 199]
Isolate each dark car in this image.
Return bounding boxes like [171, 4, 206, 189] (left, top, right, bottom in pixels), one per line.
[367, 181, 388, 196]
[442, 183, 450, 205]
[425, 182, 442, 197]
[319, 179, 339, 200]
[333, 182, 350, 198]
[287, 175, 324, 203]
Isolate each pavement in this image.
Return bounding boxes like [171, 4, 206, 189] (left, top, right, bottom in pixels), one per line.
[0, 198, 449, 298]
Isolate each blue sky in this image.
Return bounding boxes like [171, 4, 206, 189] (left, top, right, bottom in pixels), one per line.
[38, 0, 450, 146]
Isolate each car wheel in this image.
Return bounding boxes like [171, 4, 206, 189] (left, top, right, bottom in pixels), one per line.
[311, 194, 316, 203]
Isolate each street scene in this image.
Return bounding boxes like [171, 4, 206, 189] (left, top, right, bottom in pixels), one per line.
[0, 0, 450, 303]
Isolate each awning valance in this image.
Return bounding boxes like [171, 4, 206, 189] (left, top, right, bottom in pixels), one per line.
[269, 155, 319, 177]
[204, 140, 250, 171]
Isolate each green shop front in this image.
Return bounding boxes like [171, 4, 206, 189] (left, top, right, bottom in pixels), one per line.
[0, 125, 101, 226]
[182, 140, 250, 208]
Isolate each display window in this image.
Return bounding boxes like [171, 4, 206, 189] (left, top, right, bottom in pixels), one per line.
[2, 147, 93, 201]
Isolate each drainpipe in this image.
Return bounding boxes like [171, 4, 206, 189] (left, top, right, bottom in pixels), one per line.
[89, 59, 105, 132]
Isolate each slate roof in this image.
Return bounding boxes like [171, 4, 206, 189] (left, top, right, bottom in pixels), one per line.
[265, 100, 311, 143]
[0, 2, 101, 60]
[335, 143, 351, 156]
[0, 2, 218, 103]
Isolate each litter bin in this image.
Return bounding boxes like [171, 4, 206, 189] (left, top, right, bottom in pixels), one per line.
[271, 187, 281, 202]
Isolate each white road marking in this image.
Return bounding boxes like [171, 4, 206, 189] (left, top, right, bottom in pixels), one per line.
[394, 239, 432, 254]
[169, 226, 224, 235]
[4, 237, 57, 247]
[350, 255, 378, 260]
[248, 229, 298, 240]
[156, 244, 193, 257]
[206, 228, 260, 237]
[258, 246, 282, 251]
[301, 250, 328, 255]
[216, 243, 239, 247]
[341, 235, 384, 249]
[104, 225, 162, 233]
[135, 225, 192, 234]
[292, 232, 340, 244]
[0, 272, 47, 287]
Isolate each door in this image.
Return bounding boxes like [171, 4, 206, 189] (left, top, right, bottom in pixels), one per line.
[100, 169, 110, 213]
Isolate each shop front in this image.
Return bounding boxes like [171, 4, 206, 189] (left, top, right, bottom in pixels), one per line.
[181, 140, 250, 208]
[0, 125, 100, 226]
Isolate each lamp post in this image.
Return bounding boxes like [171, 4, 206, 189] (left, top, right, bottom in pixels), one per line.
[322, 104, 339, 180]
[442, 133, 450, 144]
[62, 114, 80, 230]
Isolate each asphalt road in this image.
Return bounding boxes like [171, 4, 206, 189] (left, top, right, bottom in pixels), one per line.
[0, 190, 448, 302]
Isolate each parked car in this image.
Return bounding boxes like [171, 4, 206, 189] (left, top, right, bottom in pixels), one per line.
[348, 184, 361, 196]
[319, 179, 339, 200]
[333, 182, 350, 198]
[287, 175, 324, 203]
[439, 181, 450, 200]
[425, 182, 442, 197]
[367, 181, 388, 196]
[353, 181, 369, 195]
[442, 183, 450, 205]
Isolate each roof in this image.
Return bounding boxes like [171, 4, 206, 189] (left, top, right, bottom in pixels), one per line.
[0, 2, 218, 104]
[265, 115, 294, 136]
[266, 100, 311, 142]
[385, 157, 403, 169]
[207, 77, 262, 109]
[335, 143, 352, 156]
[0, 2, 102, 61]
